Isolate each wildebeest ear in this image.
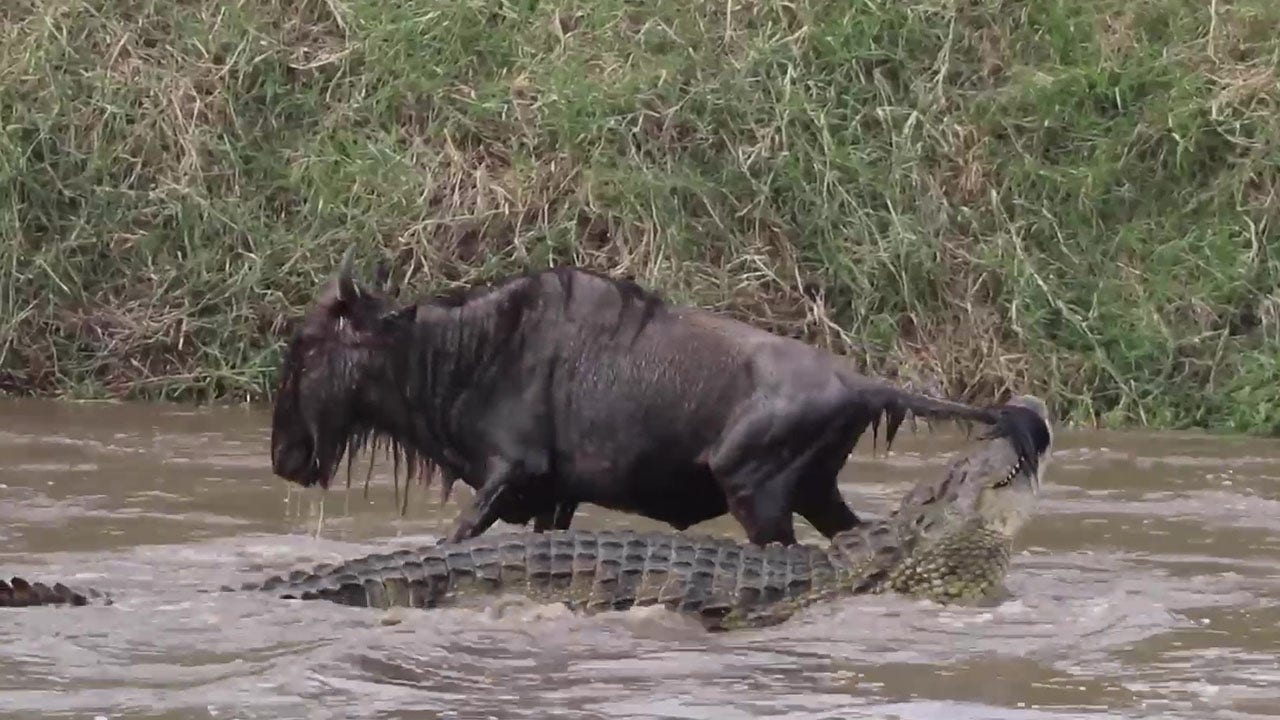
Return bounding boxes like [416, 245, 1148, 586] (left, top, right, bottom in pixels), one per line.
[373, 259, 401, 298]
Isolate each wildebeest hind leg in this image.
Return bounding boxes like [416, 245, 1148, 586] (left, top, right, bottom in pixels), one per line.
[708, 395, 855, 546]
[793, 427, 865, 538]
[794, 476, 860, 538]
[707, 433, 803, 545]
[532, 510, 554, 532]
[736, 476, 800, 546]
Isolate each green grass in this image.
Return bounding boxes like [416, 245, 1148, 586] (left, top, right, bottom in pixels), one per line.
[2, 0, 1278, 433]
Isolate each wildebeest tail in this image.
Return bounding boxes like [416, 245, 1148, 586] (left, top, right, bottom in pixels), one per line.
[839, 368, 1049, 458]
[851, 381, 992, 446]
[848, 378, 1050, 477]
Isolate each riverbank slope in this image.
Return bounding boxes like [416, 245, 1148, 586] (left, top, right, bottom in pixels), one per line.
[2, 0, 1277, 432]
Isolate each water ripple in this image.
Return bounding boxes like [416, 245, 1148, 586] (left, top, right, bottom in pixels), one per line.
[2, 400, 1278, 720]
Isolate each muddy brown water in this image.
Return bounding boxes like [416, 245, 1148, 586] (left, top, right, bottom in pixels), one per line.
[1, 398, 1278, 720]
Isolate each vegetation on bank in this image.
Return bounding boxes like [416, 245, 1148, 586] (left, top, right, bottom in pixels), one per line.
[1, 0, 1277, 433]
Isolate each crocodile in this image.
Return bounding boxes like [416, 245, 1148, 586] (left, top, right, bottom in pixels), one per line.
[0, 577, 108, 607]
[4, 394, 1052, 631]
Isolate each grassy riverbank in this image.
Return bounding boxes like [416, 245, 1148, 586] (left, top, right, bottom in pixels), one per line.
[2, 0, 1278, 433]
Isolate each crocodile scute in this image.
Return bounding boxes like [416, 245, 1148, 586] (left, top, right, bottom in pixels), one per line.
[0, 576, 108, 607]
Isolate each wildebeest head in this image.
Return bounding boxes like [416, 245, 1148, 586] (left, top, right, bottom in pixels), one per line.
[270, 248, 411, 490]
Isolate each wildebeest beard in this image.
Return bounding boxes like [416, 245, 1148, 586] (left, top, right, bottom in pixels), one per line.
[270, 251, 1046, 547]
[323, 316, 559, 522]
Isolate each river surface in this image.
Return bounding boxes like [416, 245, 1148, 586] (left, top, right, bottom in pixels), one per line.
[0, 398, 1278, 720]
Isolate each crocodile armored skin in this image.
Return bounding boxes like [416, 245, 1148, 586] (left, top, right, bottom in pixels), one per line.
[235, 530, 844, 630]
[0, 576, 109, 607]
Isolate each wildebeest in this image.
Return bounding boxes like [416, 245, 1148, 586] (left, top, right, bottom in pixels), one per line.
[269, 249, 1044, 547]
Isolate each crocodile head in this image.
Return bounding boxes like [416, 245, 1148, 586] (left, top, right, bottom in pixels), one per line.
[892, 394, 1053, 536]
[874, 393, 1054, 602]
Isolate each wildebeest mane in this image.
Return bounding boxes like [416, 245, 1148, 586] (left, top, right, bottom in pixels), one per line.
[427, 266, 668, 349]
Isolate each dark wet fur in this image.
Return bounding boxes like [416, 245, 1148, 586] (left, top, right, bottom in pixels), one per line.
[269, 256, 1040, 546]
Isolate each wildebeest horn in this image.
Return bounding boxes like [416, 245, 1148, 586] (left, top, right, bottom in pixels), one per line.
[334, 245, 361, 303]
[338, 246, 356, 279]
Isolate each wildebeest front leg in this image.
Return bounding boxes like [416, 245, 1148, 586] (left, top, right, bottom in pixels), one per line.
[532, 501, 578, 532]
[792, 418, 866, 538]
[446, 458, 530, 543]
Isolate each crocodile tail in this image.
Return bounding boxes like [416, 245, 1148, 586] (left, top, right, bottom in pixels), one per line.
[233, 540, 496, 609]
[0, 576, 96, 607]
[238, 533, 620, 610]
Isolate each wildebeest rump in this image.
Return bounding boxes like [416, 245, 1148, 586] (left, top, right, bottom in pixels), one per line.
[269, 250, 1045, 547]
